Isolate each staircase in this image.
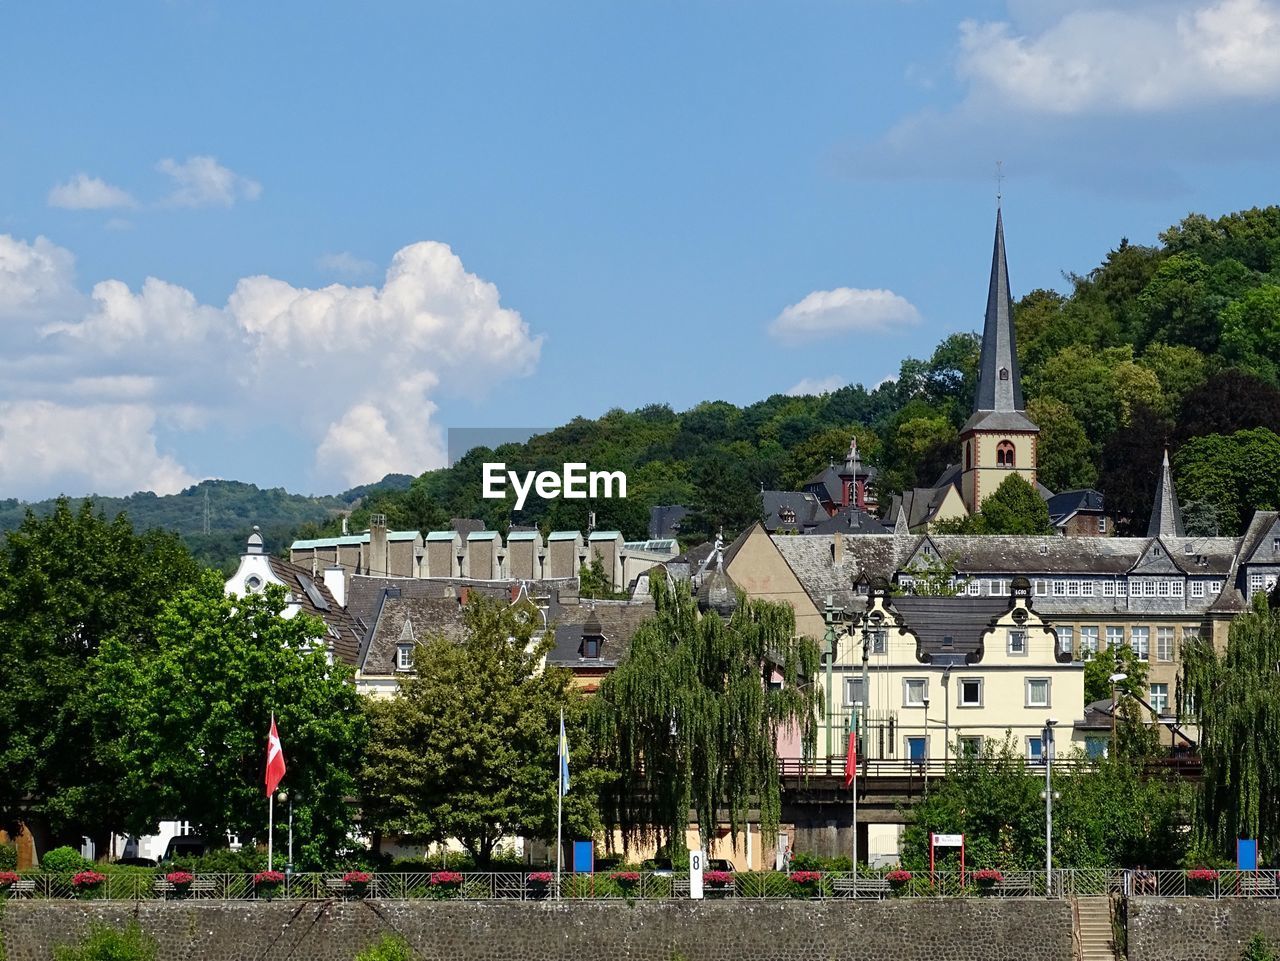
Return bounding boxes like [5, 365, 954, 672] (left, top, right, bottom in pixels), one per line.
[1075, 896, 1118, 961]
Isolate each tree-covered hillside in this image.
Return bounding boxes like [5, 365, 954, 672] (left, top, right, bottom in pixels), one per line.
[0, 475, 412, 571]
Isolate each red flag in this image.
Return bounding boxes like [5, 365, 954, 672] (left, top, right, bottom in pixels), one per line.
[843, 728, 857, 788]
[265, 715, 286, 797]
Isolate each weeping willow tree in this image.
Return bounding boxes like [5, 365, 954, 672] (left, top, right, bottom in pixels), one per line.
[591, 576, 823, 854]
[1182, 592, 1280, 857]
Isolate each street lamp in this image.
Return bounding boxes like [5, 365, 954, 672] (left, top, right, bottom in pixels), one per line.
[1041, 718, 1059, 895]
[921, 694, 931, 793]
[1109, 672, 1128, 751]
[276, 791, 293, 875]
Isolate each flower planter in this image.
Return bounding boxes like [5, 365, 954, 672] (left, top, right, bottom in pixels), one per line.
[0, 871, 18, 900]
[72, 870, 107, 900]
[788, 871, 822, 899]
[973, 869, 1003, 896]
[166, 871, 195, 899]
[886, 870, 912, 898]
[1186, 868, 1219, 896]
[343, 871, 372, 899]
[429, 871, 464, 899]
[253, 870, 285, 901]
[526, 872, 553, 900]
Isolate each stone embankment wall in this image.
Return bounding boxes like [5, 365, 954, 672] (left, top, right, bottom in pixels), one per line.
[1129, 897, 1280, 961]
[1, 899, 1073, 961]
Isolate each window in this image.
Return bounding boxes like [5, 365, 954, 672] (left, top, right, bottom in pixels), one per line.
[959, 677, 983, 707]
[1106, 626, 1125, 651]
[959, 736, 983, 758]
[1150, 683, 1169, 716]
[1182, 689, 1198, 717]
[1052, 580, 1067, 597]
[1080, 626, 1099, 658]
[999, 367, 1009, 381]
[903, 678, 927, 707]
[779, 507, 796, 524]
[1103, 581, 1115, 597]
[1172, 580, 1184, 597]
[244, 574, 263, 593]
[1156, 627, 1175, 662]
[1157, 580, 1171, 598]
[1067, 580, 1081, 597]
[965, 443, 972, 472]
[907, 736, 927, 763]
[1131, 627, 1150, 661]
[1081, 581, 1095, 597]
[997, 440, 1016, 467]
[583, 636, 601, 658]
[1085, 737, 1108, 760]
[1098, 517, 1107, 534]
[967, 580, 981, 597]
[1116, 580, 1128, 597]
[869, 630, 887, 655]
[1027, 736, 1044, 762]
[1026, 678, 1051, 708]
[1058, 626, 1074, 655]
[1191, 581, 1205, 599]
[1274, 537, 1280, 553]
[1035, 579, 1049, 596]
[396, 643, 414, 671]
[846, 677, 866, 708]
[1209, 581, 1222, 594]
[1008, 630, 1027, 655]
[1183, 625, 1201, 643]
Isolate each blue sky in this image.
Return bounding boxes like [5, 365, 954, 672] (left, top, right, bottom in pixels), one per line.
[3, 0, 1280, 499]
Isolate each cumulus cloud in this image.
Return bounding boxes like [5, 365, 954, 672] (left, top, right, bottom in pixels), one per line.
[48, 174, 135, 210]
[848, 0, 1280, 193]
[770, 287, 921, 340]
[0, 400, 195, 497]
[785, 375, 847, 397]
[157, 155, 262, 207]
[956, 0, 1280, 115]
[0, 233, 542, 497]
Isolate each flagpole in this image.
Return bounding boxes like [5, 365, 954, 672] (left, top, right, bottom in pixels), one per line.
[556, 706, 564, 900]
[851, 710, 858, 886]
[268, 791, 274, 872]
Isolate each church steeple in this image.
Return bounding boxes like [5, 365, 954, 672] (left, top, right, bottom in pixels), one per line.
[1148, 448, 1185, 538]
[973, 208, 1024, 416]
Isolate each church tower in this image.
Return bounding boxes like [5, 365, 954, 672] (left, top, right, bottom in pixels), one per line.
[959, 209, 1039, 514]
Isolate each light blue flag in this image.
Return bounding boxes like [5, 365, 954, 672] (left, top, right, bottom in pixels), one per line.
[558, 714, 570, 796]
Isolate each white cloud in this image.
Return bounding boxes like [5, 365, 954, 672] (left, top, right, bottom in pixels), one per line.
[785, 375, 846, 397]
[48, 174, 135, 210]
[956, 0, 1280, 115]
[0, 400, 194, 498]
[157, 155, 262, 208]
[770, 287, 921, 339]
[0, 233, 542, 497]
[317, 251, 378, 281]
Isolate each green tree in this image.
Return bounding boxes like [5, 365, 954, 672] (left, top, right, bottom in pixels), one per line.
[1083, 646, 1149, 705]
[93, 573, 365, 866]
[578, 556, 627, 600]
[1183, 594, 1280, 860]
[1176, 428, 1280, 535]
[592, 578, 822, 852]
[360, 595, 607, 865]
[975, 475, 1054, 535]
[1025, 398, 1096, 493]
[1140, 344, 1210, 414]
[0, 500, 200, 849]
[1221, 285, 1280, 384]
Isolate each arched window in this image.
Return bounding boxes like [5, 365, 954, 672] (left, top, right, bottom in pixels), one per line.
[965, 442, 972, 471]
[996, 440, 1016, 468]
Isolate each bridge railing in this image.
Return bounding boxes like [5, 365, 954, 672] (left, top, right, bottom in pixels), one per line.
[777, 755, 1203, 781]
[0, 868, 1269, 901]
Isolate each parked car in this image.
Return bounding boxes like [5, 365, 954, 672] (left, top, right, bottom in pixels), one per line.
[706, 858, 734, 873]
[112, 856, 157, 868]
[642, 858, 674, 877]
[160, 836, 208, 863]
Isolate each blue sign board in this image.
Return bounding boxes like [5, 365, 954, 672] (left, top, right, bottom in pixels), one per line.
[573, 840, 594, 873]
[1238, 839, 1258, 871]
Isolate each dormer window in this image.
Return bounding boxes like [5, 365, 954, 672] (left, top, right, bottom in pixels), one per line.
[779, 507, 796, 524]
[245, 574, 263, 593]
[396, 643, 414, 671]
[582, 636, 601, 659]
[996, 440, 1016, 468]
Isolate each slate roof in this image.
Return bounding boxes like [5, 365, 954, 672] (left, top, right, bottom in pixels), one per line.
[970, 208, 1028, 418]
[803, 465, 846, 506]
[264, 555, 362, 667]
[1148, 450, 1185, 538]
[360, 594, 469, 677]
[649, 505, 689, 540]
[762, 491, 829, 533]
[805, 507, 892, 535]
[1047, 489, 1105, 526]
[544, 598, 655, 670]
[890, 595, 1014, 660]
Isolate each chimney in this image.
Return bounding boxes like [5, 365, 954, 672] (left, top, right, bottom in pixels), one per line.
[833, 533, 844, 568]
[323, 565, 347, 609]
[370, 513, 388, 576]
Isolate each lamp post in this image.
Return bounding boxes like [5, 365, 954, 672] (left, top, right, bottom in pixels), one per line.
[921, 694, 931, 793]
[1109, 672, 1128, 754]
[941, 668, 951, 770]
[1042, 718, 1059, 896]
[823, 597, 839, 767]
[276, 791, 293, 875]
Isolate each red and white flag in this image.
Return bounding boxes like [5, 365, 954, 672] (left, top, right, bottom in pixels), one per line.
[265, 715, 286, 797]
[843, 727, 858, 789]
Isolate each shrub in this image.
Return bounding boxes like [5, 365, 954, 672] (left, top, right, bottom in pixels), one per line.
[53, 922, 156, 961]
[173, 847, 263, 874]
[41, 846, 90, 873]
[355, 935, 416, 961]
[0, 842, 16, 870]
[1242, 932, 1277, 961]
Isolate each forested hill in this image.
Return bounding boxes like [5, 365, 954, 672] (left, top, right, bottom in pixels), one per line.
[0, 475, 412, 571]
[10, 206, 1280, 569]
[346, 206, 1280, 544]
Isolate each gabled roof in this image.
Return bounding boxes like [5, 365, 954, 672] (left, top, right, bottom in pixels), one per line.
[804, 507, 891, 535]
[762, 490, 828, 533]
[1244, 514, 1280, 565]
[264, 555, 361, 666]
[1129, 539, 1183, 575]
[649, 505, 689, 540]
[1047, 489, 1105, 526]
[544, 597, 655, 670]
[802, 464, 845, 506]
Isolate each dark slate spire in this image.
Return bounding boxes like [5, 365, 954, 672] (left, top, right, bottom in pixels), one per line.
[1148, 448, 1185, 538]
[962, 209, 1038, 435]
[974, 209, 1023, 414]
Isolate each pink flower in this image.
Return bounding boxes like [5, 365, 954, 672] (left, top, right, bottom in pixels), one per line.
[887, 869, 913, 883]
[610, 871, 641, 884]
[527, 872, 553, 884]
[71, 870, 106, 889]
[165, 871, 194, 886]
[704, 870, 735, 885]
[0, 871, 19, 888]
[253, 870, 285, 886]
[974, 868, 1003, 883]
[789, 871, 822, 884]
[1186, 868, 1220, 882]
[429, 871, 464, 886]
[343, 871, 372, 884]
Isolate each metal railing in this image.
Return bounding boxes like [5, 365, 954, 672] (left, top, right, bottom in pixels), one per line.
[0, 869, 1270, 901]
[776, 755, 1203, 780]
